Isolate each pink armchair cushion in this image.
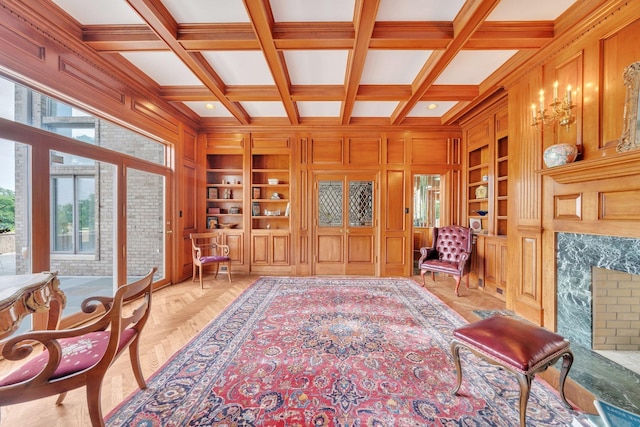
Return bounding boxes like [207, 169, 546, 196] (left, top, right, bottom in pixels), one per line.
[434, 226, 472, 263]
[0, 328, 136, 386]
[200, 255, 230, 263]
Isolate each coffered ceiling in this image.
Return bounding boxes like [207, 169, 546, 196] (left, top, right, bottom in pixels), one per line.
[48, 0, 579, 126]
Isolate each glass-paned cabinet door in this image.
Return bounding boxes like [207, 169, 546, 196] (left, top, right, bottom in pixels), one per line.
[318, 180, 343, 227]
[348, 180, 373, 227]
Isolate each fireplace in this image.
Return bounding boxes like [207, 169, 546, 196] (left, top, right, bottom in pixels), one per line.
[556, 233, 640, 349]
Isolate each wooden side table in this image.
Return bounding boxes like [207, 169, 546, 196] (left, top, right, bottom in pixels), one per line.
[0, 272, 66, 340]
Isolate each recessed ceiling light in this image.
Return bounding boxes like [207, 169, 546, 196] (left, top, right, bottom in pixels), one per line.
[205, 103, 215, 110]
[427, 103, 438, 110]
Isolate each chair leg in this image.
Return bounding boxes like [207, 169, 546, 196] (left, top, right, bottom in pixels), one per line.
[55, 392, 68, 406]
[454, 276, 462, 296]
[199, 266, 204, 289]
[128, 339, 147, 390]
[420, 269, 426, 285]
[226, 261, 231, 282]
[431, 271, 436, 282]
[213, 263, 219, 279]
[85, 378, 106, 427]
[192, 263, 196, 283]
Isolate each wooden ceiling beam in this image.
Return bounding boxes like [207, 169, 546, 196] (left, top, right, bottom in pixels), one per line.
[243, 0, 299, 125]
[465, 21, 555, 49]
[159, 83, 478, 103]
[390, 0, 501, 125]
[84, 21, 553, 52]
[125, 0, 250, 124]
[341, 0, 380, 125]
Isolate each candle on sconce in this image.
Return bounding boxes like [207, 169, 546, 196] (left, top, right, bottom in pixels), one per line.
[553, 81, 559, 103]
[539, 89, 544, 111]
[566, 85, 572, 105]
[531, 103, 537, 120]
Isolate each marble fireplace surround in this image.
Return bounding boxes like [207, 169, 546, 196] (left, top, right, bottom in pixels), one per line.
[557, 232, 640, 348]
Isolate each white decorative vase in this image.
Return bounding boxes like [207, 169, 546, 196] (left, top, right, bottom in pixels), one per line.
[543, 143, 578, 168]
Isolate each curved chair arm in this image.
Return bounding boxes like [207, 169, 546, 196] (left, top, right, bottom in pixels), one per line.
[418, 246, 438, 265]
[219, 244, 230, 256]
[457, 251, 472, 272]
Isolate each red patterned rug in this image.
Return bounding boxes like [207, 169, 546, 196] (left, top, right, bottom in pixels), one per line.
[106, 277, 581, 426]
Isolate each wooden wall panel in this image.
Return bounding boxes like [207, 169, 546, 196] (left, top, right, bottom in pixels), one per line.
[251, 234, 268, 264]
[554, 194, 582, 220]
[310, 138, 343, 164]
[550, 52, 583, 148]
[385, 236, 405, 264]
[251, 137, 290, 150]
[272, 235, 290, 265]
[183, 130, 196, 163]
[602, 18, 640, 145]
[410, 138, 448, 164]
[385, 170, 405, 231]
[59, 56, 125, 105]
[387, 138, 406, 164]
[348, 138, 380, 165]
[514, 234, 543, 324]
[600, 190, 640, 221]
[205, 134, 245, 150]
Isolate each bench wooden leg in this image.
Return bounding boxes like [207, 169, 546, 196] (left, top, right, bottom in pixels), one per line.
[450, 340, 464, 395]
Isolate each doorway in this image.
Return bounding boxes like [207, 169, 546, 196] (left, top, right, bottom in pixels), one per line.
[412, 174, 442, 274]
[313, 172, 377, 275]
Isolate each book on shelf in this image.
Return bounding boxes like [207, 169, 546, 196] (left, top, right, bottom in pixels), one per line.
[208, 187, 218, 199]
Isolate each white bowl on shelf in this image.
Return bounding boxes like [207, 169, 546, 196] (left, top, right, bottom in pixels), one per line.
[267, 178, 279, 185]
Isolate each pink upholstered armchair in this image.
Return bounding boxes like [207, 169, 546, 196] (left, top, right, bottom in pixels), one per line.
[418, 225, 473, 296]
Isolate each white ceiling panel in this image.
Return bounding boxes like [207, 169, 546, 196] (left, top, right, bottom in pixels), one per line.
[182, 101, 233, 118]
[160, 0, 250, 23]
[240, 101, 287, 117]
[435, 50, 519, 85]
[297, 102, 342, 117]
[201, 51, 275, 85]
[361, 50, 433, 85]
[119, 52, 202, 86]
[49, 0, 143, 24]
[487, 0, 578, 21]
[270, 0, 356, 22]
[283, 51, 350, 85]
[376, 0, 467, 21]
[352, 101, 399, 117]
[44, 0, 584, 124]
[407, 101, 458, 117]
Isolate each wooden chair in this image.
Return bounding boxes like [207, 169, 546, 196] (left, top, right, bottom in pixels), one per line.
[418, 225, 473, 296]
[190, 232, 231, 288]
[0, 267, 157, 427]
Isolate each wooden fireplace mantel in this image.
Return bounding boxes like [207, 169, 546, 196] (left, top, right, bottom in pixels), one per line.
[538, 149, 640, 184]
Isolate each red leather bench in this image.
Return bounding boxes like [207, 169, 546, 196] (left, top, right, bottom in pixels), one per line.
[450, 315, 574, 427]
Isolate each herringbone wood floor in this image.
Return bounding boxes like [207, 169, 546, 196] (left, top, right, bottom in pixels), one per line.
[0, 273, 594, 426]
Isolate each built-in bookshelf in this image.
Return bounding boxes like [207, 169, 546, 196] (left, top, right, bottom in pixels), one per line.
[250, 153, 290, 231]
[205, 154, 244, 230]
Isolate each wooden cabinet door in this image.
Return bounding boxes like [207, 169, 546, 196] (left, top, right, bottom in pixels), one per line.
[313, 172, 377, 275]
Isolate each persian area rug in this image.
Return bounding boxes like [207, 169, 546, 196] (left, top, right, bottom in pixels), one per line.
[106, 277, 580, 426]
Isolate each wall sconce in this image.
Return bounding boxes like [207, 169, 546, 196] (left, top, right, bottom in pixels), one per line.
[531, 81, 574, 131]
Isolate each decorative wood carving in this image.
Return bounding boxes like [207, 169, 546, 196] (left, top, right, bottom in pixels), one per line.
[617, 61, 640, 152]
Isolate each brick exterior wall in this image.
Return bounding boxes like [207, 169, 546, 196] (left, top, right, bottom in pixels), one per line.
[14, 86, 164, 278]
[593, 267, 640, 351]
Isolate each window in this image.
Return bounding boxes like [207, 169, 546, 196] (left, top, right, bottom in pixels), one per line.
[51, 176, 96, 253]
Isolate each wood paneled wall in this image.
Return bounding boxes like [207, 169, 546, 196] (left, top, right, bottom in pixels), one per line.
[505, 2, 640, 327]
